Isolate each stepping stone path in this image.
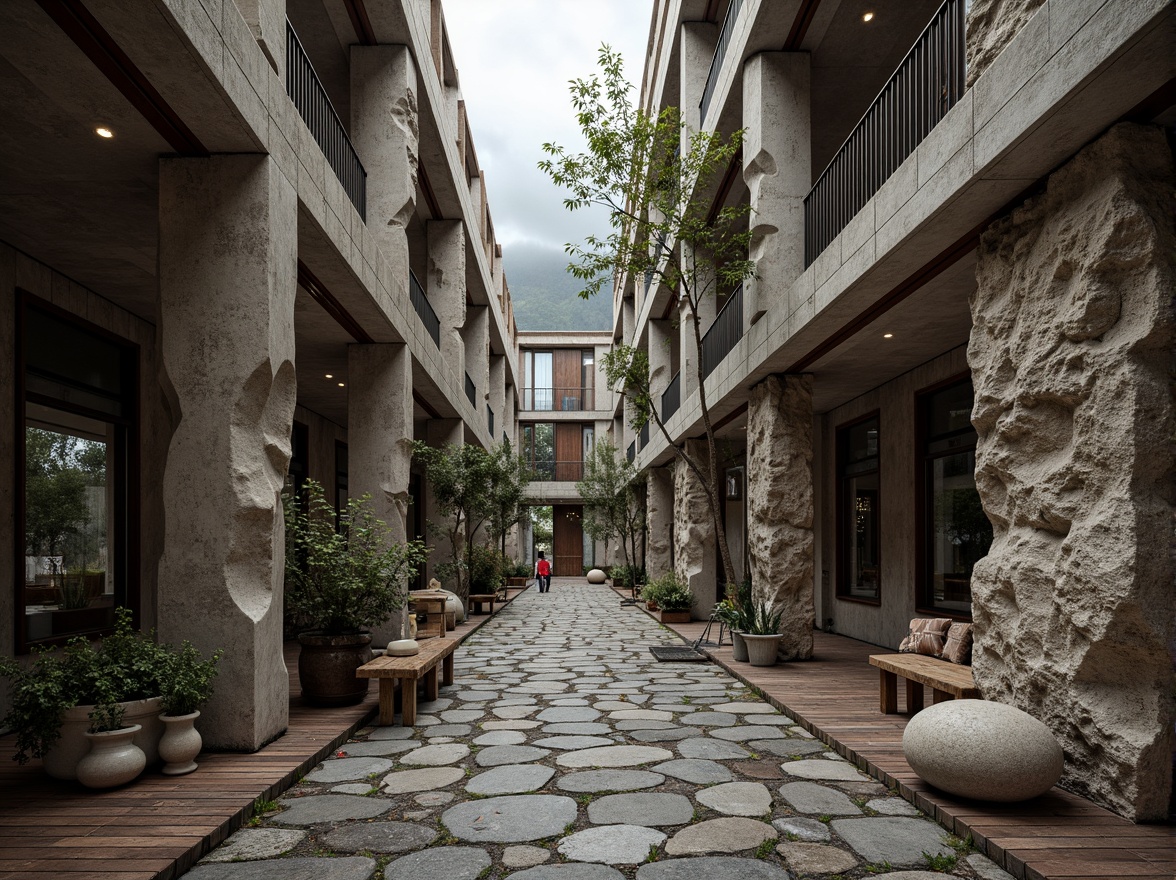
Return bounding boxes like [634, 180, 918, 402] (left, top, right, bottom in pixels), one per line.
[197, 581, 978, 877]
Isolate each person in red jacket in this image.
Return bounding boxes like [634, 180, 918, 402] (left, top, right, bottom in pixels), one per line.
[535, 551, 551, 593]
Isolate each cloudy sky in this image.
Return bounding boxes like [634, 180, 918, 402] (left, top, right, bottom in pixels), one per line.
[442, 1, 653, 255]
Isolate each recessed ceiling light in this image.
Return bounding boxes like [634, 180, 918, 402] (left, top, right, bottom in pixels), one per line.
[95, 127, 114, 138]
[863, 12, 875, 22]
[338, 382, 345, 387]
[883, 332, 893, 338]
[325, 373, 333, 379]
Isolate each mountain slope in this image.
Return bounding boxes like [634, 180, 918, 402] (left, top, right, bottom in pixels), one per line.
[504, 243, 612, 331]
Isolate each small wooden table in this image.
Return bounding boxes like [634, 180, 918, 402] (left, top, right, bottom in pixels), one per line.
[409, 591, 447, 639]
[357, 637, 458, 725]
[467, 593, 496, 614]
[868, 653, 979, 715]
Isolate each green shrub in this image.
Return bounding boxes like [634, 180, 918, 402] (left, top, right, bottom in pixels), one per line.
[744, 601, 783, 635]
[468, 544, 504, 593]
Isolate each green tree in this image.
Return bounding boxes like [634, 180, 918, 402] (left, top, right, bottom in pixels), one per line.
[539, 45, 753, 587]
[577, 439, 645, 576]
[411, 442, 495, 604]
[486, 440, 534, 560]
[24, 428, 91, 562]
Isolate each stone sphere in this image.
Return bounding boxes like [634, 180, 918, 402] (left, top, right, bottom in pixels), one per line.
[903, 700, 1063, 802]
[440, 590, 466, 623]
[586, 568, 607, 584]
[386, 639, 420, 656]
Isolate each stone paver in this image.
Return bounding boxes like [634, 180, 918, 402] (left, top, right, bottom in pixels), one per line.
[201, 582, 976, 877]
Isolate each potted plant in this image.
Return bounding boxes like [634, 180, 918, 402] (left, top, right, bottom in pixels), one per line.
[157, 641, 222, 775]
[284, 480, 426, 707]
[640, 578, 663, 611]
[504, 559, 530, 587]
[648, 573, 693, 623]
[75, 695, 146, 790]
[716, 580, 753, 662]
[741, 601, 785, 667]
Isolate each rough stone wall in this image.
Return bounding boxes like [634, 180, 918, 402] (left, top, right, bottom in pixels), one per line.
[967, 123, 1175, 821]
[646, 467, 674, 578]
[673, 439, 716, 619]
[965, 0, 1047, 88]
[747, 375, 815, 660]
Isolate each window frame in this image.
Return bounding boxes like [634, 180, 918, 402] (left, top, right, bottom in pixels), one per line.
[835, 410, 882, 606]
[14, 291, 141, 652]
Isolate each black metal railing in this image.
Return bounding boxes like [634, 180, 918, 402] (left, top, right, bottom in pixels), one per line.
[662, 370, 681, 421]
[522, 386, 596, 412]
[699, 0, 744, 126]
[286, 22, 366, 219]
[626, 442, 635, 463]
[409, 270, 440, 347]
[701, 284, 744, 380]
[804, 0, 966, 266]
[640, 422, 650, 448]
[487, 405, 494, 436]
[530, 460, 585, 482]
[465, 372, 476, 407]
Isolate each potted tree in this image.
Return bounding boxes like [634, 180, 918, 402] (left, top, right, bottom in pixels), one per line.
[157, 641, 222, 775]
[741, 601, 785, 667]
[647, 573, 693, 623]
[284, 480, 426, 707]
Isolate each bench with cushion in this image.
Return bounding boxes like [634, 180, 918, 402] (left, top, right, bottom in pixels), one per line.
[868, 653, 979, 715]
[357, 637, 458, 726]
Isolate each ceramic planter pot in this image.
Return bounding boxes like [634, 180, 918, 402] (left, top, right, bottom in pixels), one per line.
[43, 697, 163, 780]
[658, 609, 691, 624]
[158, 711, 202, 776]
[742, 633, 784, 667]
[731, 631, 749, 662]
[297, 631, 373, 707]
[76, 724, 146, 789]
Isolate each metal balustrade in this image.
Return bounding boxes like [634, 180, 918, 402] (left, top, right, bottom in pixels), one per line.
[465, 372, 476, 407]
[521, 387, 596, 412]
[285, 22, 366, 220]
[662, 370, 681, 422]
[409, 270, 440, 347]
[804, 0, 966, 266]
[626, 442, 635, 463]
[640, 422, 650, 448]
[487, 405, 494, 436]
[701, 284, 743, 380]
[699, 0, 744, 126]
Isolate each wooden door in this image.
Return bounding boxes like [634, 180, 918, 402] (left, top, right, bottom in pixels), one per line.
[554, 349, 582, 410]
[554, 423, 582, 481]
[552, 505, 583, 576]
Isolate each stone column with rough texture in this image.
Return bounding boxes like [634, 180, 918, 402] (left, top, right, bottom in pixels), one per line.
[967, 123, 1175, 821]
[427, 220, 466, 378]
[966, 0, 1046, 88]
[348, 343, 414, 645]
[157, 154, 296, 751]
[674, 439, 716, 619]
[646, 467, 674, 578]
[424, 418, 463, 589]
[747, 375, 815, 660]
[352, 45, 418, 271]
[743, 52, 809, 327]
[463, 305, 489, 414]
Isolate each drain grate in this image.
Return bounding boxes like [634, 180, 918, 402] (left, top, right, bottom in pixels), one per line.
[649, 645, 709, 663]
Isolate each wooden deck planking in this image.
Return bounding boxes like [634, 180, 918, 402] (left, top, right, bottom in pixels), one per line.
[654, 611, 1175, 880]
[0, 588, 524, 880]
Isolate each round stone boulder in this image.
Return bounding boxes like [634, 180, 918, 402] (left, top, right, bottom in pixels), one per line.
[586, 569, 607, 584]
[902, 700, 1063, 802]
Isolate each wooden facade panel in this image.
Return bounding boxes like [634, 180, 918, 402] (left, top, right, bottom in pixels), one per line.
[552, 504, 583, 576]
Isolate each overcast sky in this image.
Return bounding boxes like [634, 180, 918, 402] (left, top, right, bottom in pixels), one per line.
[442, 1, 653, 255]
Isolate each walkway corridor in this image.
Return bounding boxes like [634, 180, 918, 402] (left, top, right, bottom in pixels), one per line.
[187, 582, 1008, 879]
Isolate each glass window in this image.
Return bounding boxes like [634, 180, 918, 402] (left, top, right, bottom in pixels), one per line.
[838, 416, 880, 602]
[523, 423, 554, 480]
[920, 379, 991, 614]
[581, 350, 595, 410]
[334, 441, 348, 519]
[20, 301, 136, 648]
[526, 351, 553, 411]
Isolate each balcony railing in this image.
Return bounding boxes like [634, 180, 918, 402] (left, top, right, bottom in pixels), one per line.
[530, 460, 584, 482]
[699, 0, 744, 126]
[521, 386, 596, 412]
[409, 270, 440, 347]
[626, 442, 635, 463]
[662, 370, 681, 422]
[487, 405, 494, 437]
[465, 372, 476, 407]
[804, 0, 966, 266]
[701, 284, 744, 380]
[286, 22, 366, 220]
[640, 422, 650, 448]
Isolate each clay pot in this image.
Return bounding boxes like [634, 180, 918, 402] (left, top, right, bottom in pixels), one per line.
[43, 697, 163, 780]
[297, 631, 373, 707]
[742, 633, 783, 667]
[731, 631, 749, 663]
[77, 725, 145, 789]
[158, 711, 202, 776]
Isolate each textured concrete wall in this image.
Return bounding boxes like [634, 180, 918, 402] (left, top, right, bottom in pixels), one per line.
[965, 0, 1047, 87]
[157, 154, 296, 751]
[646, 466, 674, 578]
[674, 439, 716, 619]
[424, 418, 463, 589]
[428, 220, 466, 377]
[968, 123, 1175, 821]
[747, 375, 814, 660]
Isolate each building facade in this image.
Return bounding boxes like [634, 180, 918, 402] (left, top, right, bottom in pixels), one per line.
[1, 0, 520, 754]
[620, 0, 1174, 822]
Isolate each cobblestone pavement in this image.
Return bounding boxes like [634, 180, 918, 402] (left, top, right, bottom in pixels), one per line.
[187, 582, 1012, 880]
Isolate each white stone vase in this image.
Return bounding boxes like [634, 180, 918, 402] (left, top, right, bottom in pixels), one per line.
[76, 724, 146, 789]
[742, 633, 783, 667]
[43, 696, 163, 780]
[731, 631, 749, 662]
[158, 711, 202, 776]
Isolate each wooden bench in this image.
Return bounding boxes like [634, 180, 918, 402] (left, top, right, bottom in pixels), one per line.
[467, 593, 496, 615]
[868, 653, 979, 715]
[357, 637, 458, 726]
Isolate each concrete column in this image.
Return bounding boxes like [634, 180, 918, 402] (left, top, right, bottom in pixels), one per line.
[680, 21, 718, 141]
[423, 418, 463, 588]
[747, 375, 814, 660]
[673, 439, 716, 619]
[504, 384, 517, 446]
[237, 0, 284, 77]
[679, 275, 716, 403]
[463, 305, 489, 415]
[157, 154, 296, 751]
[622, 296, 635, 345]
[427, 220, 466, 379]
[648, 319, 673, 400]
[489, 354, 505, 440]
[646, 467, 674, 578]
[352, 45, 418, 274]
[743, 52, 810, 327]
[348, 343, 413, 645]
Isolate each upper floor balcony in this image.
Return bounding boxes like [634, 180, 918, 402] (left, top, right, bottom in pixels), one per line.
[521, 386, 596, 412]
